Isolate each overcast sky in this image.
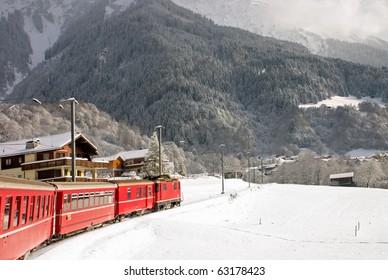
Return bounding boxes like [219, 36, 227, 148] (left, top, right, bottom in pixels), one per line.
[267, 0, 388, 41]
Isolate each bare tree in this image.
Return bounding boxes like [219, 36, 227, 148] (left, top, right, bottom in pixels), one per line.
[355, 160, 384, 188]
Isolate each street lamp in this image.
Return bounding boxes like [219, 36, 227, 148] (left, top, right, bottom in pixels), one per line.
[60, 98, 79, 182]
[247, 152, 251, 188]
[220, 144, 226, 194]
[155, 125, 163, 177]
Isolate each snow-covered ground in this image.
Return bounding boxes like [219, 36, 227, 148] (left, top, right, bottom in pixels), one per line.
[3, 176, 388, 280]
[28, 176, 388, 260]
[298, 95, 385, 109]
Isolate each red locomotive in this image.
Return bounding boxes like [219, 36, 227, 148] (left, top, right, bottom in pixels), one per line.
[0, 175, 181, 259]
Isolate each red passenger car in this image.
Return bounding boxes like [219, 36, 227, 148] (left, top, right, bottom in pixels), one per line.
[0, 175, 56, 260]
[53, 182, 116, 236]
[112, 179, 154, 220]
[153, 177, 181, 211]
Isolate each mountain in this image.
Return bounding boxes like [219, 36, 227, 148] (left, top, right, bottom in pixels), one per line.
[10, 0, 388, 157]
[171, 0, 388, 68]
[0, 0, 137, 98]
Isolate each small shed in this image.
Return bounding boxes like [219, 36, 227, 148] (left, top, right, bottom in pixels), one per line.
[330, 172, 355, 186]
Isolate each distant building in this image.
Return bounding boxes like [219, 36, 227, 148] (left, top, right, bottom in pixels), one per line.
[93, 149, 149, 177]
[329, 172, 355, 187]
[0, 132, 108, 181]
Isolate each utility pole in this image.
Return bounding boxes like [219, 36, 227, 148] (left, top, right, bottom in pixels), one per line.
[155, 125, 163, 176]
[68, 98, 78, 182]
[220, 144, 226, 194]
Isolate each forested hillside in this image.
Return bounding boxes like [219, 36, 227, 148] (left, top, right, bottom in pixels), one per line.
[10, 0, 388, 157]
[0, 11, 32, 95]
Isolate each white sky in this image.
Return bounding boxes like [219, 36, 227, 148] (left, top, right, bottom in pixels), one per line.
[268, 0, 388, 41]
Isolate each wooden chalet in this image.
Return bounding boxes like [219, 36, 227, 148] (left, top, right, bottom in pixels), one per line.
[0, 132, 108, 182]
[93, 149, 149, 177]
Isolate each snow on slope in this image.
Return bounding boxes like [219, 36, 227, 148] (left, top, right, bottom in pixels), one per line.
[298, 95, 385, 109]
[28, 176, 388, 260]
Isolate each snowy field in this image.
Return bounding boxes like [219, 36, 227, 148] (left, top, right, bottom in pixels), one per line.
[298, 95, 385, 109]
[28, 176, 388, 260]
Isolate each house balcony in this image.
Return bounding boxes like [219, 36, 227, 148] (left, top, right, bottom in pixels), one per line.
[21, 157, 109, 171]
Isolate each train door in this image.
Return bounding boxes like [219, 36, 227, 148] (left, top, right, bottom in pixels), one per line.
[146, 185, 153, 209]
[0, 196, 2, 230]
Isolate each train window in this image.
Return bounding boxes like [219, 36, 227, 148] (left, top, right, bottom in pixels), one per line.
[64, 194, 69, 212]
[148, 186, 152, 196]
[143, 187, 146, 197]
[94, 193, 99, 206]
[21, 196, 28, 224]
[136, 187, 141, 198]
[174, 183, 177, 190]
[127, 188, 131, 200]
[29, 196, 35, 221]
[90, 193, 95, 207]
[163, 184, 167, 191]
[45, 196, 50, 216]
[108, 191, 114, 203]
[71, 194, 77, 210]
[13, 196, 21, 227]
[84, 193, 89, 208]
[100, 192, 104, 205]
[35, 196, 40, 220]
[40, 196, 45, 218]
[104, 192, 109, 204]
[3, 197, 12, 230]
[78, 193, 84, 209]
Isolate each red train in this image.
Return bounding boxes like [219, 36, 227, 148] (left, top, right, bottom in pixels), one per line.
[0, 175, 181, 260]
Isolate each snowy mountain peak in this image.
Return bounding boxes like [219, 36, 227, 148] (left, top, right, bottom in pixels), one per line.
[171, 0, 388, 57]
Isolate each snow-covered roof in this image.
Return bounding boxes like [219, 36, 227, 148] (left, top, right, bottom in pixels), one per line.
[93, 149, 149, 163]
[329, 172, 354, 179]
[0, 132, 98, 158]
[117, 149, 148, 160]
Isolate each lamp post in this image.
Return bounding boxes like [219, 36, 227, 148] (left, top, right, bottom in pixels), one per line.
[247, 152, 251, 188]
[220, 144, 225, 194]
[66, 98, 78, 182]
[155, 125, 163, 177]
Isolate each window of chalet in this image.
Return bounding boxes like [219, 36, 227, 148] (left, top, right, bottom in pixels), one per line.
[5, 159, 11, 166]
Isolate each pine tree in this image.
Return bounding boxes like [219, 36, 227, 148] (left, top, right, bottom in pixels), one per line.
[143, 131, 170, 177]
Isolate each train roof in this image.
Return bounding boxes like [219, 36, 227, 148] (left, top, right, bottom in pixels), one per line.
[50, 181, 116, 191]
[0, 175, 55, 190]
[110, 179, 153, 186]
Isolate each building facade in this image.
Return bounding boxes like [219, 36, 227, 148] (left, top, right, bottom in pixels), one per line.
[0, 132, 108, 181]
